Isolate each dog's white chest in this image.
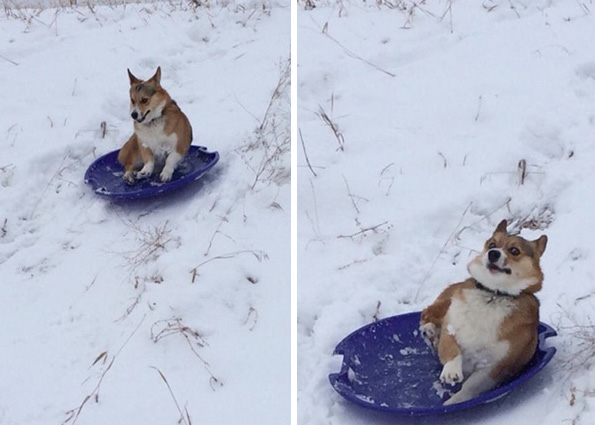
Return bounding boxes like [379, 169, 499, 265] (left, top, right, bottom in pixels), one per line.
[135, 120, 178, 157]
[446, 289, 514, 371]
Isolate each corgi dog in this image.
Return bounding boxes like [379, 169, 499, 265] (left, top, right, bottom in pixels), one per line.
[420, 220, 548, 405]
[118, 67, 193, 183]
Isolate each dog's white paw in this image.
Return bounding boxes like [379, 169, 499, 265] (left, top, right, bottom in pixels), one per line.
[137, 162, 154, 179]
[123, 171, 136, 182]
[160, 167, 173, 182]
[440, 356, 463, 385]
[420, 322, 438, 348]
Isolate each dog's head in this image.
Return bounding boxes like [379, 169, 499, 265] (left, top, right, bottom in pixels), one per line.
[127, 67, 168, 124]
[467, 220, 547, 295]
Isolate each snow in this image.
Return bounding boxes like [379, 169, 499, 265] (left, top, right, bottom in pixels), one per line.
[0, 2, 289, 425]
[298, 1, 595, 424]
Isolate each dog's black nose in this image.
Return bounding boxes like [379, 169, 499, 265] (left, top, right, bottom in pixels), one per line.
[488, 249, 501, 263]
[131, 111, 138, 120]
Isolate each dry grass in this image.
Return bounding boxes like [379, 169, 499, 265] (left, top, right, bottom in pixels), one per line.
[118, 220, 179, 273]
[152, 367, 193, 425]
[317, 106, 345, 151]
[237, 57, 290, 190]
[190, 249, 268, 283]
[64, 315, 146, 425]
[151, 317, 222, 390]
[557, 304, 595, 376]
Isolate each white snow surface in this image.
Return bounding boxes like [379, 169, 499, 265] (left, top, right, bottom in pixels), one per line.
[0, 3, 289, 425]
[298, 1, 595, 424]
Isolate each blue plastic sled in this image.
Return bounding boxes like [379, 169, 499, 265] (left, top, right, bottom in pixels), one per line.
[329, 311, 556, 416]
[84, 146, 219, 200]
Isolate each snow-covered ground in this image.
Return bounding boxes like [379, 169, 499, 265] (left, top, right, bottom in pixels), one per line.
[0, 2, 289, 425]
[298, 1, 595, 424]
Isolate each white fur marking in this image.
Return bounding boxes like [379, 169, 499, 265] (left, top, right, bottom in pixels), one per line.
[443, 368, 495, 405]
[134, 101, 178, 159]
[446, 289, 512, 375]
[160, 151, 182, 182]
[468, 259, 537, 296]
[137, 161, 154, 178]
[440, 355, 463, 384]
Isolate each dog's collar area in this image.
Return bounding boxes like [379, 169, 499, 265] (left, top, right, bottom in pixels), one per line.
[143, 113, 164, 126]
[474, 280, 517, 299]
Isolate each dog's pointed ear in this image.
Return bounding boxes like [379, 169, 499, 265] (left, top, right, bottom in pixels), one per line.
[493, 219, 508, 236]
[128, 69, 141, 85]
[532, 235, 548, 258]
[148, 66, 161, 86]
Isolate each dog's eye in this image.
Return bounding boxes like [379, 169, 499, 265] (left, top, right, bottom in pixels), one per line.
[130, 99, 135, 104]
[488, 242, 497, 249]
[141, 98, 148, 104]
[509, 247, 520, 256]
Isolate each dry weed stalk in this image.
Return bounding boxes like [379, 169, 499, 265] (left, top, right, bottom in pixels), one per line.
[152, 367, 193, 425]
[114, 283, 147, 322]
[120, 220, 178, 272]
[557, 304, 595, 375]
[518, 159, 527, 185]
[510, 206, 554, 232]
[414, 202, 473, 302]
[64, 315, 146, 425]
[190, 249, 268, 283]
[243, 306, 259, 331]
[342, 175, 368, 215]
[299, 128, 317, 177]
[151, 317, 222, 390]
[338, 221, 389, 240]
[317, 106, 345, 151]
[238, 57, 290, 190]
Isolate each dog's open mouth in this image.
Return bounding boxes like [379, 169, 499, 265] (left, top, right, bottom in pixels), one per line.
[136, 109, 151, 123]
[487, 263, 512, 275]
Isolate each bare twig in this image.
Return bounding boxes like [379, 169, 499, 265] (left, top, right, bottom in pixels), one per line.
[118, 220, 177, 272]
[438, 152, 448, 168]
[203, 204, 234, 257]
[318, 106, 345, 151]
[507, 0, 521, 18]
[338, 221, 389, 239]
[151, 368, 190, 425]
[299, 128, 317, 177]
[372, 301, 382, 322]
[151, 318, 221, 389]
[322, 31, 395, 77]
[556, 303, 595, 375]
[64, 315, 146, 424]
[243, 306, 259, 331]
[414, 202, 473, 302]
[474, 95, 483, 122]
[518, 159, 527, 185]
[0, 54, 18, 66]
[342, 175, 368, 215]
[191, 250, 268, 283]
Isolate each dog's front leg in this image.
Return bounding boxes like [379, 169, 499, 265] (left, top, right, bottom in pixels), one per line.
[438, 328, 464, 385]
[137, 145, 155, 179]
[443, 368, 495, 405]
[160, 151, 183, 182]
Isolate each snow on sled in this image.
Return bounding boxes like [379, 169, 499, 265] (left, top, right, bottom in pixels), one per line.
[84, 146, 219, 200]
[329, 311, 556, 416]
